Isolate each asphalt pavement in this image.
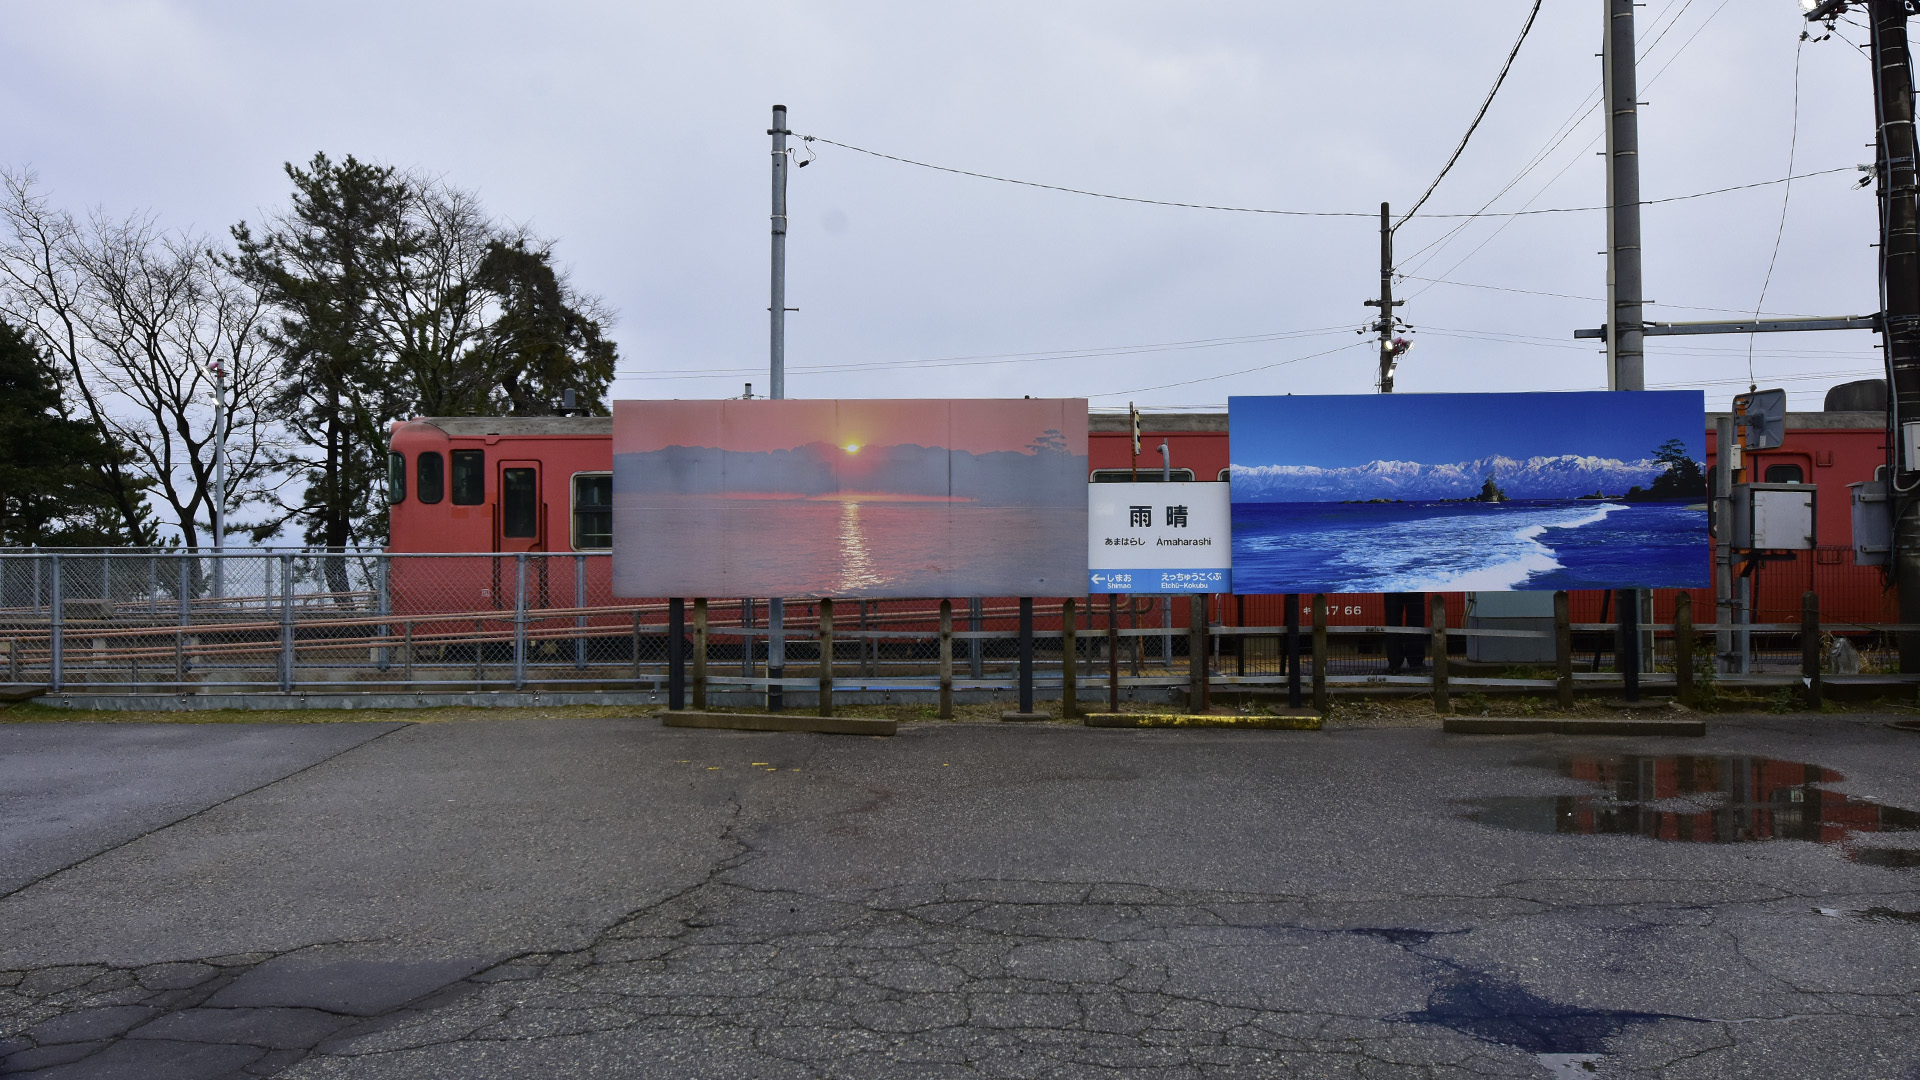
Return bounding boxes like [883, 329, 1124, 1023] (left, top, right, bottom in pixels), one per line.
[2, 712, 1918, 1079]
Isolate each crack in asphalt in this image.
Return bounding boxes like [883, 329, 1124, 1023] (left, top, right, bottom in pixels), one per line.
[5, 871, 1914, 1078]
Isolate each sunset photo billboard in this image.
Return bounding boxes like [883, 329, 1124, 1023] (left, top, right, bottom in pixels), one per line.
[612, 399, 1088, 598]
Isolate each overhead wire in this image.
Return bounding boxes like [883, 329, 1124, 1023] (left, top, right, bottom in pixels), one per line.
[1746, 33, 1806, 391]
[1395, 0, 1545, 227]
[1399, 0, 1737, 287]
[1088, 340, 1374, 399]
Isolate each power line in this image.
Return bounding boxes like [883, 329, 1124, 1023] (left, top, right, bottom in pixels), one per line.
[1397, 0, 1545, 227]
[1088, 340, 1373, 398]
[1747, 33, 1806, 390]
[619, 326, 1359, 382]
[797, 133, 1849, 222]
[1398, 273, 1821, 317]
[1398, 0, 1738, 283]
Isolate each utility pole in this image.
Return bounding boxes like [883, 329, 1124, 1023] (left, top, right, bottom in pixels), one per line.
[1364, 203, 1401, 392]
[768, 104, 790, 707]
[1864, 2, 1920, 670]
[1602, 0, 1647, 696]
[1603, 0, 1645, 392]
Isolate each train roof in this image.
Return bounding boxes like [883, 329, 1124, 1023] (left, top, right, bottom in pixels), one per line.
[403, 409, 1884, 437]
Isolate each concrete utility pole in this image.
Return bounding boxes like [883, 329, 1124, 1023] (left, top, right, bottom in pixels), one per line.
[768, 104, 790, 707]
[1364, 203, 1401, 392]
[1603, 0, 1645, 392]
[1602, 0, 1647, 696]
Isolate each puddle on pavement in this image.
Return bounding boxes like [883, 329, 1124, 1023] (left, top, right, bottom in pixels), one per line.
[1464, 755, 1920, 866]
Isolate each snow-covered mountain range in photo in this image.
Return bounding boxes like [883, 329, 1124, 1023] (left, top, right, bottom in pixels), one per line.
[1230, 454, 1669, 502]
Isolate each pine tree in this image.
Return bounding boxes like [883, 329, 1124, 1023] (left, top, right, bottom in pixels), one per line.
[0, 318, 148, 545]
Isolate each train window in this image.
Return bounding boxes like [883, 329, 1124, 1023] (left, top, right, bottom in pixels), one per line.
[1765, 464, 1805, 484]
[386, 452, 405, 504]
[572, 473, 612, 550]
[1090, 468, 1195, 482]
[1218, 468, 1231, 482]
[417, 452, 444, 504]
[451, 450, 484, 504]
[501, 468, 538, 537]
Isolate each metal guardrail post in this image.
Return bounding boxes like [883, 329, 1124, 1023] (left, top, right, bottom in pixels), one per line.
[375, 554, 391, 672]
[1062, 598, 1078, 718]
[1802, 591, 1822, 710]
[817, 597, 833, 718]
[938, 599, 954, 719]
[1430, 593, 1449, 714]
[1018, 597, 1034, 714]
[741, 598, 754, 677]
[49, 554, 63, 691]
[278, 553, 293, 693]
[693, 598, 708, 709]
[631, 611, 643, 684]
[177, 553, 190, 685]
[512, 553, 528, 690]
[667, 598, 685, 710]
[969, 597, 984, 679]
[1675, 592, 1694, 708]
[1188, 595, 1206, 711]
[574, 554, 587, 670]
[1106, 594, 1119, 712]
[1285, 593, 1301, 710]
[403, 621, 414, 686]
[1554, 591, 1574, 709]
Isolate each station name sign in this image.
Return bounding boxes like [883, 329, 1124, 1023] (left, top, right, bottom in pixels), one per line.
[1087, 482, 1231, 593]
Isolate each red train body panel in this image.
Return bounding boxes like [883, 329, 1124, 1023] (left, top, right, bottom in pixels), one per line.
[386, 409, 1893, 629]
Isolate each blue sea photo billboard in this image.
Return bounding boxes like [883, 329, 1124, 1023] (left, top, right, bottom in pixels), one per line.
[1227, 392, 1708, 592]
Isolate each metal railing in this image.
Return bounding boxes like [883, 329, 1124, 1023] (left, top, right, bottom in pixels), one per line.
[0, 549, 1903, 708]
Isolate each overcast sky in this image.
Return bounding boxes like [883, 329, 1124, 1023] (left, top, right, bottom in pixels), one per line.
[0, 1, 1886, 414]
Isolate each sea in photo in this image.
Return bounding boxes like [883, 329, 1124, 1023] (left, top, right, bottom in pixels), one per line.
[1226, 391, 1711, 593]
[1230, 499, 1707, 593]
[611, 399, 1088, 598]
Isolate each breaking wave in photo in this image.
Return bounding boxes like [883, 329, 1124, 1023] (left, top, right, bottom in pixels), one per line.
[1231, 500, 1707, 593]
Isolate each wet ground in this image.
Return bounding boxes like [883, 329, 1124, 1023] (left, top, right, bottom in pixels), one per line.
[2, 713, 1918, 1078]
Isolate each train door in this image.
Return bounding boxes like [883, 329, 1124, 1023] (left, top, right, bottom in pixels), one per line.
[495, 461, 545, 553]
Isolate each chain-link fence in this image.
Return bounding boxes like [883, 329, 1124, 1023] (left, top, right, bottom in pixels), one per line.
[0, 550, 1181, 695]
[0, 548, 1901, 697]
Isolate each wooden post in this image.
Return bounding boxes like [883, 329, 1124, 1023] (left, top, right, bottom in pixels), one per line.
[818, 597, 834, 718]
[693, 598, 708, 710]
[1430, 593, 1449, 714]
[1554, 591, 1573, 709]
[1311, 594, 1329, 714]
[1674, 591, 1694, 708]
[1107, 593, 1120, 712]
[1802, 590, 1822, 710]
[938, 599, 953, 719]
[1061, 598, 1079, 718]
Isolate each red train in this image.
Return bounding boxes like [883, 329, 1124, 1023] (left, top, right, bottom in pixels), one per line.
[386, 402, 1894, 628]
